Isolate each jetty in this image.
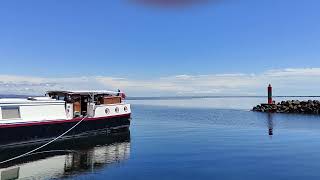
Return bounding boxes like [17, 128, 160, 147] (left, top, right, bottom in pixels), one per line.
[252, 84, 320, 114]
[253, 100, 320, 114]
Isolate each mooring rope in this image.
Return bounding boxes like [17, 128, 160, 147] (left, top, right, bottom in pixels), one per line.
[0, 115, 88, 165]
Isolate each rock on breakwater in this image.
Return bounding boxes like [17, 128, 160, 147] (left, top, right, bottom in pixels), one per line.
[252, 100, 320, 114]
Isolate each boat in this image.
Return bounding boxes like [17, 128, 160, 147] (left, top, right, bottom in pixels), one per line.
[0, 90, 131, 147]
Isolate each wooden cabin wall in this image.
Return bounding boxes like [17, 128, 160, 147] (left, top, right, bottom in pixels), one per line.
[102, 97, 121, 104]
[73, 102, 81, 113]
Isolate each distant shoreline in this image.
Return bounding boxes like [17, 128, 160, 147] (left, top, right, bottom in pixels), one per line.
[1, 94, 320, 100]
[127, 96, 320, 100]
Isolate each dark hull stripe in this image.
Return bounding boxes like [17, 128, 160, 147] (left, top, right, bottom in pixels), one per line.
[0, 113, 131, 128]
[0, 116, 131, 147]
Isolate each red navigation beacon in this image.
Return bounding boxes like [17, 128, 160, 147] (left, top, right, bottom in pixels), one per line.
[268, 84, 273, 104]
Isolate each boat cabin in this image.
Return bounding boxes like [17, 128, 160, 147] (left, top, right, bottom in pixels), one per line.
[0, 90, 130, 124]
[47, 90, 124, 118]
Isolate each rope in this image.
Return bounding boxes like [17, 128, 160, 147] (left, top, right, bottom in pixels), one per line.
[0, 115, 88, 165]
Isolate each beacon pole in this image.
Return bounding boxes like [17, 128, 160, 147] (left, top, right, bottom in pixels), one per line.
[268, 84, 273, 104]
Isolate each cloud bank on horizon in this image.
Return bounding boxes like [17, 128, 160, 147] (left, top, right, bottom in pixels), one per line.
[0, 68, 320, 97]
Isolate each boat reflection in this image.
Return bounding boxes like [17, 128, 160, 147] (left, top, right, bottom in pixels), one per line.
[0, 131, 130, 180]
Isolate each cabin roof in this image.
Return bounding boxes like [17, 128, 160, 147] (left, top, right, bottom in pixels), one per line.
[0, 97, 65, 104]
[46, 90, 121, 96]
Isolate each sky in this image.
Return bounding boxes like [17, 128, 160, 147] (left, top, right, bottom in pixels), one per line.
[0, 0, 320, 96]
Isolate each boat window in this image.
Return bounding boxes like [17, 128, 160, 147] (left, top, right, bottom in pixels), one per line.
[1, 106, 21, 119]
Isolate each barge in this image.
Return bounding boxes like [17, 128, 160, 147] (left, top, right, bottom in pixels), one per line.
[0, 90, 131, 147]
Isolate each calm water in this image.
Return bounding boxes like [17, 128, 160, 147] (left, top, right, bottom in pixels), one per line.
[2, 97, 320, 179]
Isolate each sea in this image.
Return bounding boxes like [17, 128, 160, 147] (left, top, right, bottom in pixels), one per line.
[2, 97, 320, 180]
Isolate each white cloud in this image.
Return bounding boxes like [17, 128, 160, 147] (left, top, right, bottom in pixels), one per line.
[1, 68, 320, 96]
[264, 68, 320, 77]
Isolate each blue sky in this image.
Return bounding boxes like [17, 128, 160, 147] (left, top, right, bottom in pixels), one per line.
[0, 0, 320, 96]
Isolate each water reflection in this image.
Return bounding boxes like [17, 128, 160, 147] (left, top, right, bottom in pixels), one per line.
[0, 131, 130, 180]
[267, 113, 274, 137]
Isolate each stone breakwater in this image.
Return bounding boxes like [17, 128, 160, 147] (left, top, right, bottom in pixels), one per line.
[252, 100, 320, 114]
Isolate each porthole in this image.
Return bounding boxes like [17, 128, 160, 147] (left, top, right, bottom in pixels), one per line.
[105, 108, 110, 114]
[124, 106, 128, 112]
[115, 107, 119, 113]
